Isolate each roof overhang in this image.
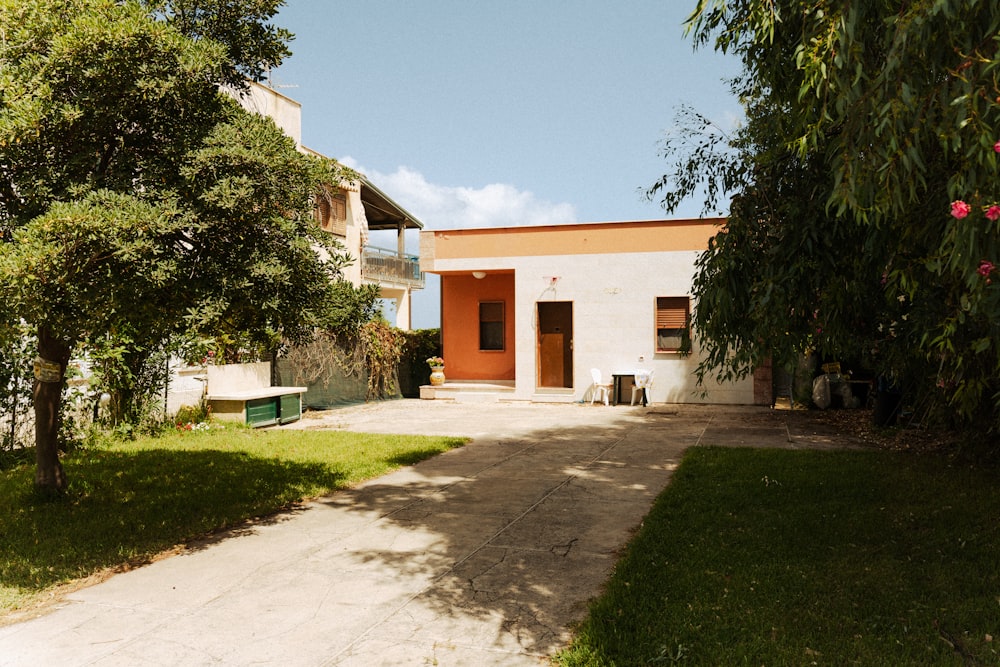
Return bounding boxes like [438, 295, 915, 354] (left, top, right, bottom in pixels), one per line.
[360, 176, 424, 231]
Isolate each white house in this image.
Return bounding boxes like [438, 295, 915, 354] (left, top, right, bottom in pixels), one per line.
[418, 219, 771, 406]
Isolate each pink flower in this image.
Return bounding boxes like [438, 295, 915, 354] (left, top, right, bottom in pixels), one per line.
[951, 200, 972, 219]
[994, 140, 1000, 153]
[987, 205, 1000, 221]
[978, 260, 995, 277]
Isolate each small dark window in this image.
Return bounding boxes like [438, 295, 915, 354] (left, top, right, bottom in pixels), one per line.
[655, 296, 690, 353]
[479, 301, 505, 351]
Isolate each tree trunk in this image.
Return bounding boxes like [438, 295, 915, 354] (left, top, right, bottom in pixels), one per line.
[34, 327, 72, 493]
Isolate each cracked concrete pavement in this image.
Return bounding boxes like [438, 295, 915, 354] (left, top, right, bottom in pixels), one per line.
[0, 401, 864, 666]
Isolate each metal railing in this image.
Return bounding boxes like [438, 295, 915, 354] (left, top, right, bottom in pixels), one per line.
[361, 246, 424, 288]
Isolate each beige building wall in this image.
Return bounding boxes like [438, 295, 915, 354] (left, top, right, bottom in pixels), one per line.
[231, 81, 304, 147]
[339, 183, 368, 286]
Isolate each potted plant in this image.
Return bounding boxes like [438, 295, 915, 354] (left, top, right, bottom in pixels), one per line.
[426, 356, 445, 386]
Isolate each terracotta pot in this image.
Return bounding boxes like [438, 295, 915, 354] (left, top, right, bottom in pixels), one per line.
[429, 366, 446, 386]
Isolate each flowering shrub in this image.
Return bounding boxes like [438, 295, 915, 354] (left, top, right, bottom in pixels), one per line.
[949, 146, 998, 283]
[426, 356, 444, 367]
[175, 421, 211, 432]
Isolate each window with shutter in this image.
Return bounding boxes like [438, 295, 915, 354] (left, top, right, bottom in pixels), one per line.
[315, 192, 348, 237]
[655, 296, 690, 353]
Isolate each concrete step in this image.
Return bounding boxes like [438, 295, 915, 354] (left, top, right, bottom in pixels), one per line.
[420, 380, 515, 402]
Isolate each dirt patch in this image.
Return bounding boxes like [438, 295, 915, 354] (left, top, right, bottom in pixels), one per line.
[786, 408, 971, 456]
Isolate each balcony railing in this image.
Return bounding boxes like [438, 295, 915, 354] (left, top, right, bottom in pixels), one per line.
[361, 246, 425, 289]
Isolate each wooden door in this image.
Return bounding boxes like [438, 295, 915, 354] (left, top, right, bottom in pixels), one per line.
[536, 302, 573, 388]
[539, 333, 564, 387]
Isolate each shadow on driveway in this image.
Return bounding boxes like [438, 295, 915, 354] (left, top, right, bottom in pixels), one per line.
[0, 402, 869, 666]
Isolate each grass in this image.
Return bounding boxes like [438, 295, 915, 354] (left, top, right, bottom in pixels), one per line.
[0, 425, 465, 617]
[557, 447, 1000, 666]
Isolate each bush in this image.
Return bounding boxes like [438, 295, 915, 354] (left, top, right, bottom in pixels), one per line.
[398, 329, 441, 398]
[0, 327, 35, 466]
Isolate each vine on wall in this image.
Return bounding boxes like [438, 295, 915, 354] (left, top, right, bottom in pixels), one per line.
[283, 330, 358, 388]
[284, 281, 404, 401]
[281, 316, 405, 401]
[361, 320, 403, 400]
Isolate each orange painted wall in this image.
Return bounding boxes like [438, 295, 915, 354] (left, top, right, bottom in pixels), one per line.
[428, 219, 722, 262]
[441, 273, 516, 380]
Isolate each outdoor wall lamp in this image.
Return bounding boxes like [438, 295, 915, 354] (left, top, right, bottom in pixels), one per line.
[472, 271, 486, 279]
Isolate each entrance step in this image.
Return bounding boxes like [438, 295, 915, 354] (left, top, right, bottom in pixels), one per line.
[420, 380, 515, 402]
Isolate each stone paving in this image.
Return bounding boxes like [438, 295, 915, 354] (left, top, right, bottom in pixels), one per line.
[0, 401, 863, 666]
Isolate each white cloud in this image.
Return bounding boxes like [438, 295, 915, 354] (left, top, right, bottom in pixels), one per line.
[338, 160, 579, 329]
[341, 159, 577, 230]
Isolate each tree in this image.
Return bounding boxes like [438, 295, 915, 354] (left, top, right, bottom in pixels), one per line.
[137, 0, 293, 88]
[173, 104, 349, 352]
[0, 0, 350, 491]
[0, 0, 226, 225]
[3, 193, 186, 489]
[655, 1, 1000, 431]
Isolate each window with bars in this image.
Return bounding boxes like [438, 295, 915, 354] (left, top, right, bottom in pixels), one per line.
[655, 296, 690, 353]
[479, 301, 505, 351]
[315, 192, 347, 236]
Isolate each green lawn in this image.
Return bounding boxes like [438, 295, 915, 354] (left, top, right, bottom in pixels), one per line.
[0, 425, 465, 617]
[557, 447, 1000, 666]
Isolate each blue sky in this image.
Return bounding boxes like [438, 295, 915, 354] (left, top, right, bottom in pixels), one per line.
[272, 1, 743, 328]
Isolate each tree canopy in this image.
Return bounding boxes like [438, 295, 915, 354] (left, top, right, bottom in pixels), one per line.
[0, 0, 351, 490]
[656, 1, 1000, 431]
[137, 0, 292, 88]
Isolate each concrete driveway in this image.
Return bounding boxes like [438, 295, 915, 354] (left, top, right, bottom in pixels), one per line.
[0, 401, 862, 666]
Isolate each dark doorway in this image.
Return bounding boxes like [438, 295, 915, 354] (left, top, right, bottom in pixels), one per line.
[536, 301, 573, 388]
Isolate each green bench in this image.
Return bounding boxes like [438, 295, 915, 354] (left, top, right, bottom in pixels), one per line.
[208, 387, 307, 427]
[205, 362, 307, 428]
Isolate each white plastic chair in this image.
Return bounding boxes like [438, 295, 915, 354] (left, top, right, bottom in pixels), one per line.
[631, 369, 653, 406]
[590, 368, 612, 406]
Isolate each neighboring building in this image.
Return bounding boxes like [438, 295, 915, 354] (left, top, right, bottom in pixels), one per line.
[419, 219, 768, 405]
[235, 81, 424, 329]
[167, 83, 426, 415]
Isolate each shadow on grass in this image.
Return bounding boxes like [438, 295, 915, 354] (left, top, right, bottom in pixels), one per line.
[0, 448, 346, 594]
[385, 445, 461, 467]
